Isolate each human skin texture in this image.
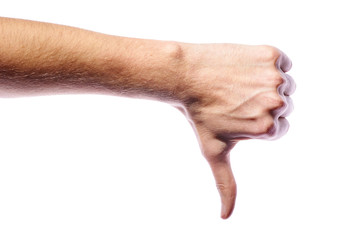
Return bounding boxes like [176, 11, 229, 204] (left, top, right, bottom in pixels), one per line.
[0, 17, 295, 219]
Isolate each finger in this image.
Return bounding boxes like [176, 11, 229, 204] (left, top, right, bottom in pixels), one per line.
[276, 51, 292, 73]
[280, 96, 294, 118]
[207, 153, 237, 219]
[278, 117, 290, 137]
[199, 137, 237, 219]
[284, 74, 296, 96]
[269, 117, 290, 140]
[271, 95, 293, 119]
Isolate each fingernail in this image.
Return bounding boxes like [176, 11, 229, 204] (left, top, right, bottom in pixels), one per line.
[221, 204, 228, 219]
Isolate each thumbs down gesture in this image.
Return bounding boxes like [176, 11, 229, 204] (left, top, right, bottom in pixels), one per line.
[176, 43, 295, 219]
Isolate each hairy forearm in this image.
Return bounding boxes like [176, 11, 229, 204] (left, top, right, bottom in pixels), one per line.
[0, 17, 186, 102]
[0, 17, 295, 219]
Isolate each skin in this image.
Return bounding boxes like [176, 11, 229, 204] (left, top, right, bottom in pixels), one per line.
[0, 17, 295, 219]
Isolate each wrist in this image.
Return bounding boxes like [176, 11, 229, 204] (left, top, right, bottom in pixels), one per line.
[172, 42, 211, 108]
[103, 37, 189, 103]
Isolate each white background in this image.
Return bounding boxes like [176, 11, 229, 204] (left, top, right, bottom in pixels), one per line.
[1, 0, 360, 239]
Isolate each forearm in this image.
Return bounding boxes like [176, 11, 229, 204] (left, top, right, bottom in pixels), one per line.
[0, 17, 295, 219]
[0, 17, 186, 102]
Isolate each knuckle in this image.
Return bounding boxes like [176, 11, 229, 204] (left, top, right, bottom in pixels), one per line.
[255, 116, 275, 134]
[266, 122, 278, 138]
[259, 45, 280, 62]
[216, 183, 227, 192]
[273, 96, 285, 109]
[272, 73, 284, 86]
[261, 69, 284, 87]
[216, 182, 237, 196]
[265, 69, 284, 86]
[261, 92, 285, 109]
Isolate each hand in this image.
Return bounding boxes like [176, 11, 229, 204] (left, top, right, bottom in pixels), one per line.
[176, 44, 295, 219]
[0, 17, 294, 219]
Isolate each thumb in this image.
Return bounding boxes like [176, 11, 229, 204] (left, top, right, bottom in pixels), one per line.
[200, 136, 237, 219]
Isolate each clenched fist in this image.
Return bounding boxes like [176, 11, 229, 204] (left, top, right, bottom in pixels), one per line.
[0, 17, 295, 220]
[176, 44, 295, 219]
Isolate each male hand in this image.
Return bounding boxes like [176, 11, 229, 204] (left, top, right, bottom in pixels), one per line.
[0, 17, 295, 219]
[177, 44, 295, 219]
